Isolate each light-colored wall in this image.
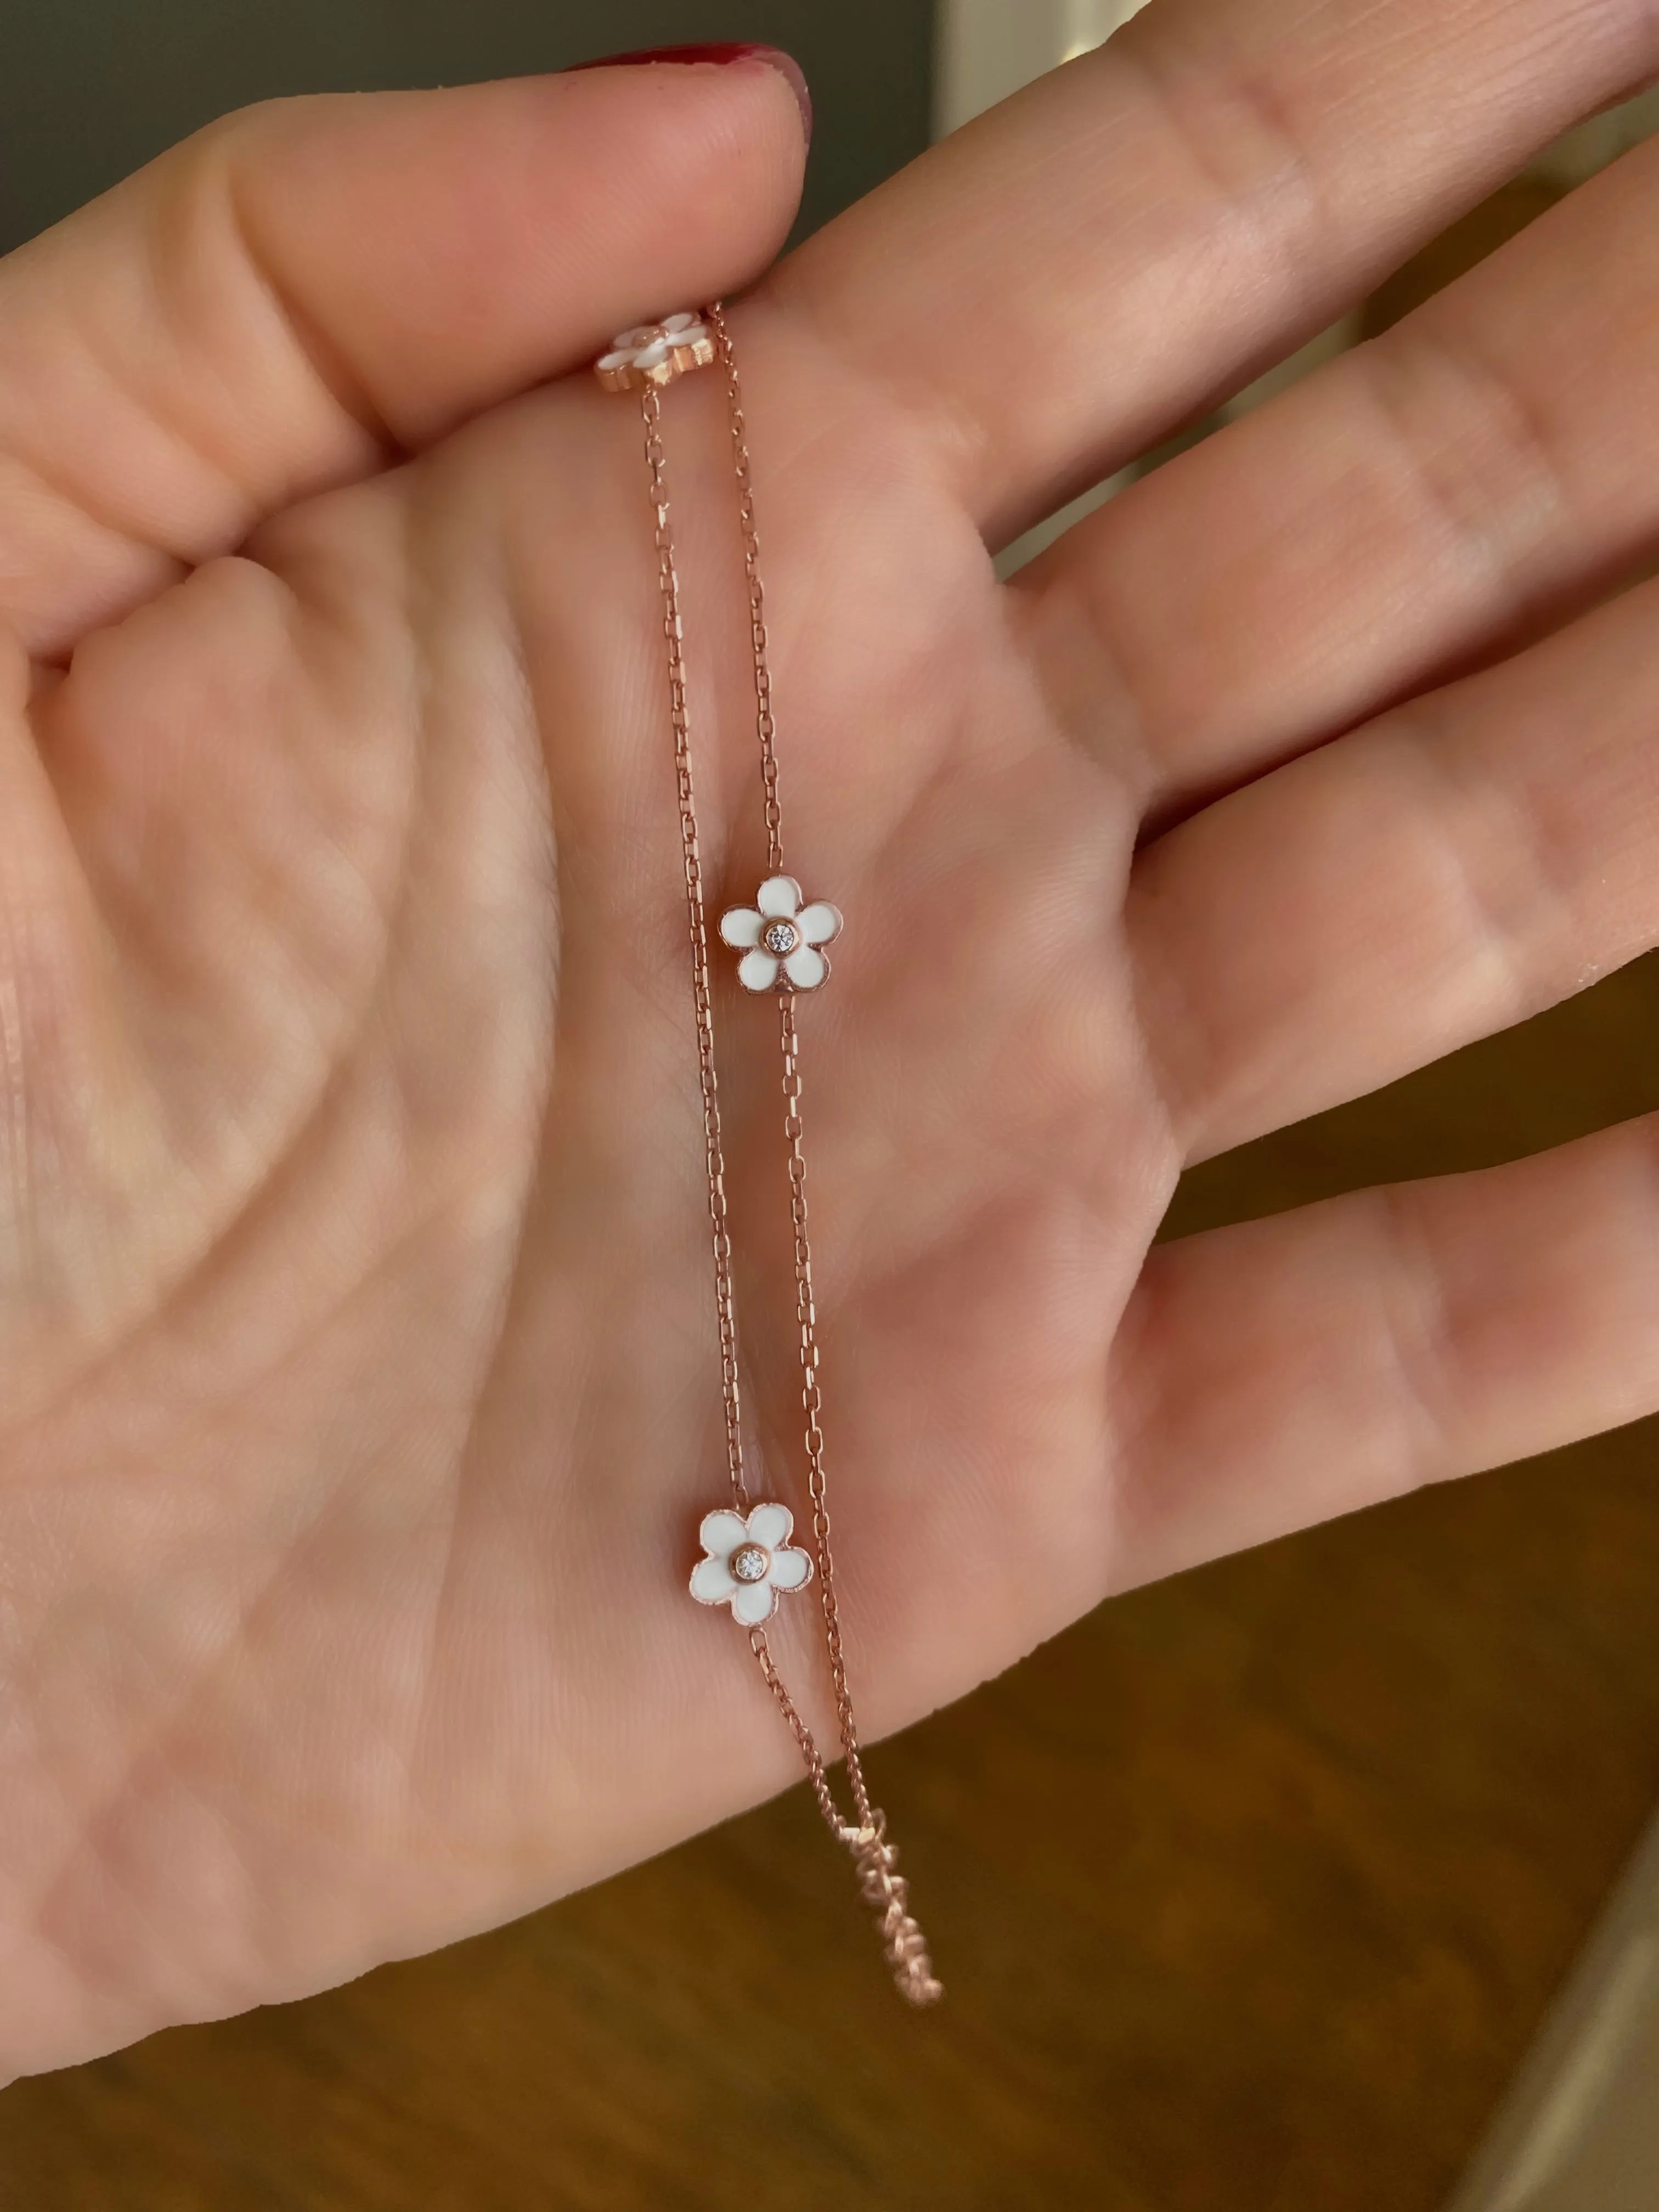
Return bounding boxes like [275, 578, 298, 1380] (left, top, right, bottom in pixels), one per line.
[1445, 1809, 1659, 2212]
[934, 0, 1146, 136]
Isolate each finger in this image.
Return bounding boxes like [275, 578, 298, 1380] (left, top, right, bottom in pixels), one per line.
[1129, 569, 1659, 1163]
[1021, 131, 1659, 820]
[775, 0, 1659, 540]
[0, 62, 807, 657]
[1110, 1113, 1659, 1592]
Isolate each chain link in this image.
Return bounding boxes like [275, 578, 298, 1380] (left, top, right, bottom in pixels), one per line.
[777, 991, 874, 1832]
[709, 306, 783, 877]
[642, 382, 748, 1516]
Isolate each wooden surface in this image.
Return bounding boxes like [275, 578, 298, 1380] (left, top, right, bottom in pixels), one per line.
[9, 182, 1659, 2210]
[7, 957, 1659, 2209]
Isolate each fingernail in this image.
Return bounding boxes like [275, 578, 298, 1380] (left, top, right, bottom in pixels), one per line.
[566, 43, 812, 147]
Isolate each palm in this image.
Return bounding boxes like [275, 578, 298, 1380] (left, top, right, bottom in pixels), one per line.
[10, 17, 1659, 2074]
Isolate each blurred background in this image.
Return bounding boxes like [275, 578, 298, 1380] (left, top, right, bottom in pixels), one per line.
[4, 5, 1659, 2208]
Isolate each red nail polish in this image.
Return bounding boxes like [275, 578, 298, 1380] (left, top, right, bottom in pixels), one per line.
[565, 43, 811, 146]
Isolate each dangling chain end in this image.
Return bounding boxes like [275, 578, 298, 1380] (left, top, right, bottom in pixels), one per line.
[840, 1810, 944, 2007]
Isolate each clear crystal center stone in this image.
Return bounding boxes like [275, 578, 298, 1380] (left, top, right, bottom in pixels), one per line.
[762, 919, 799, 956]
[730, 1542, 771, 1584]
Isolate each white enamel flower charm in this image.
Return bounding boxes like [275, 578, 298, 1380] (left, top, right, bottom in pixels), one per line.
[719, 876, 843, 992]
[593, 311, 715, 393]
[690, 1502, 815, 1627]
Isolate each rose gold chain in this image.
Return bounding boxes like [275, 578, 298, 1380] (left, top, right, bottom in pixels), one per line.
[642, 382, 748, 1517]
[707, 303, 876, 1830]
[708, 305, 783, 878]
[639, 313, 941, 2007]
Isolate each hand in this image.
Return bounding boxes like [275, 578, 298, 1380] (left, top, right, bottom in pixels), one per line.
[6, 5, 1659, 2074]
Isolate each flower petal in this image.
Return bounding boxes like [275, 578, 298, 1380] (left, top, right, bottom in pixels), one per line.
[698, 1509, 749, 1561]
[731, 1579, 777, 1627]
[768, 1545, 814, 1592]
[595, 348, 634, 372]
[737, 949, 780, 992]
[746, 1502, 794, 1550]
[719, 907, 764, 948]
[662, 312, 699, 334]
[690, 1555, 737, 1606]
[795, 902, 842, 946]
[633, 338, 672, 369]
[783, 946, 827, 990]
[756, 875, 802, 918]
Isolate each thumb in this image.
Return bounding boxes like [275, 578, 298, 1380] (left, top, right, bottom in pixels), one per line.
[0, 59, 809, 657]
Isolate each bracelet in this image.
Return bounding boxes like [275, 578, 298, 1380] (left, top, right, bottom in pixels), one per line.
[594, 305, 942, 2007]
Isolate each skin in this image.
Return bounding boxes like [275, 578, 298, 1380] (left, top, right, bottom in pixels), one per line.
[3, 3, 1659, 2075]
